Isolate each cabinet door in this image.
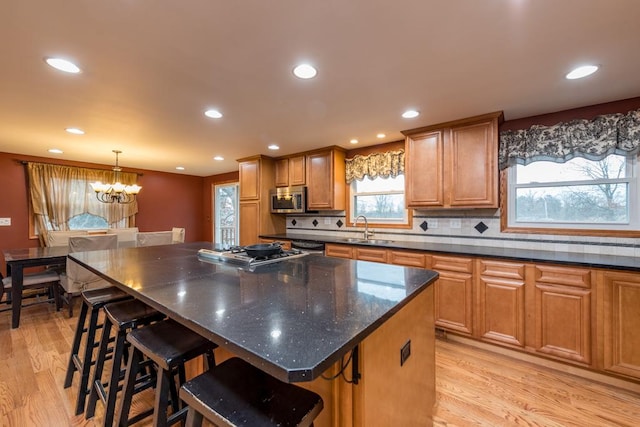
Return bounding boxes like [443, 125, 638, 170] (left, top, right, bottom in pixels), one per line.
[430, 255, 474, 336]
[275, 158, 289, 187]
[405, 131, 444, 207]
[289, 156, 306, 186]
[601, 271, 640, 379]
[354, 247, 388, 263]
[325, 244, 353, 259]
[448, 120, 498, 207]
[239, 159, 260, 200]
[239, 202, 259, 246]
[531, 265, 593, 365]
[306, 150, 345, 210]
[477, 260, 525, 347]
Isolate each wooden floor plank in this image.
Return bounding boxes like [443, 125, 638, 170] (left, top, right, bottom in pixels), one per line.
[1, 300, 640, 426]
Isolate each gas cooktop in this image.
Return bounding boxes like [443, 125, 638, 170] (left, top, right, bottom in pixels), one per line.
[197, 247, 308, 268]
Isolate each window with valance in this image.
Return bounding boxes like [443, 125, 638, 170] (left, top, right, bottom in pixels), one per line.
[345, 149, 409, 226]
[498, 109, 640, 234]
[27, 162, 138, 242]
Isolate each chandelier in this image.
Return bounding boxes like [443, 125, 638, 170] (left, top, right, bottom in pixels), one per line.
[90, 150, 142, 204]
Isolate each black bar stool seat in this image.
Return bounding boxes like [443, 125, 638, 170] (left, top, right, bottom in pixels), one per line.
[117, 319, 218, 427]
[63, 286, 132, 416]
[179, 357, 324, 427]
[85, 298, 165, 426]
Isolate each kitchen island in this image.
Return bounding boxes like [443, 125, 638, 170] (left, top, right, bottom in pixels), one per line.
[69, 242, 439, 426]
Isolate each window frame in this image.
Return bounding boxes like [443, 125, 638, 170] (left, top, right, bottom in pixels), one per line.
[347, 174, 413, 230]
[501, 154, 640, 237]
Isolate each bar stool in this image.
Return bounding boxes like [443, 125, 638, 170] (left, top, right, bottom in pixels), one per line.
[85, 299, 166, 426]
[63, 286, 132, 416]
[116, 319, 218, 427]
[179, 357, 324, 427]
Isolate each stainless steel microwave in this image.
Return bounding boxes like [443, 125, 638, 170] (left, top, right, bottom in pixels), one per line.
[270, 186, 306, 214]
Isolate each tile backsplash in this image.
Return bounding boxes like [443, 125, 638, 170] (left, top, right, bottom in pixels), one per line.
[285, 210, 640, 257]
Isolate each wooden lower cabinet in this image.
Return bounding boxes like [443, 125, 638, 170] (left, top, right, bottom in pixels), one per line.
[528, 264, 593, 366]
[600, 270, 640, 380]
[388, 250, 426, 268]
[429, 255, 474, 336]
[476, 260, 525, 348]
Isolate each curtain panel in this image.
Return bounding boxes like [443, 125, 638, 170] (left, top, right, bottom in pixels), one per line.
[27, 162, 138, 239]
[345, 149, 404, 183]
[498, 108, 640, 170]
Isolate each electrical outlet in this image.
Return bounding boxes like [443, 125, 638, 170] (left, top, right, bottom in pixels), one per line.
[0, 217, 11, 226]
[430, 219, 438, 229]
[450, 218, 461, 229]
[400, 340, 411, 366]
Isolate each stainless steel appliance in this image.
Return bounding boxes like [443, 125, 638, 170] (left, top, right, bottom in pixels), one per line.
[269, 186, 306, 214]
[197, 246, 308, 268]
[290, 240, 325, 254]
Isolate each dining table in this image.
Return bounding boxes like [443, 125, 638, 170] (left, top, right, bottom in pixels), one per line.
[3, 245, 69, 328]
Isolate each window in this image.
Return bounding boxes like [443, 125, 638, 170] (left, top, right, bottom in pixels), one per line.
[507, 154, 639, 231]
[214, 183, 239, 247]
[349, 175, 409, 225]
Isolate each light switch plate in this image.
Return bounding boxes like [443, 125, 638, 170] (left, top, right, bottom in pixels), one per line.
[0, 217, 11, 226]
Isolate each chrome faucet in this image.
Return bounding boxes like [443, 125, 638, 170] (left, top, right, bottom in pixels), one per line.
[354, 215, 374, 240]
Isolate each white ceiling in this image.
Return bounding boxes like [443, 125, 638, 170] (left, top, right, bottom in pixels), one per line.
[1, 0, 639, 176]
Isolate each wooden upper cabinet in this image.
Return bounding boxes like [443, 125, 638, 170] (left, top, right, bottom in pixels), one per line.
[405, 130, 444, 207]
[239, 157, 260, 200]
[403, 111, 503, 209]
[306, 148, 346, 210]
[275, 156, 306, 187]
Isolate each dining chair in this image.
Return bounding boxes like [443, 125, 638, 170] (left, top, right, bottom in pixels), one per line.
[1, 269, 62, 313]
[171, 227, 185, 243]
[59, 234, 118, 316]
[46, 229, 89, 247]
[136, 231, 174, 247]
[106, 227, 139, 243]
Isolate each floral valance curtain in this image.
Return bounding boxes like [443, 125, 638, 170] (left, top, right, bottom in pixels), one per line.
[27, 162, 138, 236]
[345, 149, 404, 183]
[498, 108, 640, 170]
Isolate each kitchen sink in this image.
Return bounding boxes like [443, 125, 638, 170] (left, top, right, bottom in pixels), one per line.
[336, 238, 394, 244]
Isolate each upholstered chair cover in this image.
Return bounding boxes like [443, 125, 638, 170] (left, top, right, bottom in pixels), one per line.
[62, 234, 118, 294]
[46, 230, 89, 247]
[136, 231, 174, 247]
[107, 227, 139, 243]
[171, 227, 185, 243]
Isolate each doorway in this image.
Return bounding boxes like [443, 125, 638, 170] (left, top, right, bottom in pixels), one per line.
[213, 183, 239, 247]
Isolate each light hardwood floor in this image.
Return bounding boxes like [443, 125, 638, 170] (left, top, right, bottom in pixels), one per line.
[1, 300, 639, 426]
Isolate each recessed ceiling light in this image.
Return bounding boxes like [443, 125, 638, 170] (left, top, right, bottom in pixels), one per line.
[268, 144, 280, 150]
[402, 110, 420, 119]
[350, 139, 359, 144]
[175, 166, 185, 171]
[377, 133, 386, 139]
[566, 65, 599, 80]
[48, 148, 63, 154]
[45, 57, 81, 73]
[293, 64, 317, 79]
[204, 109, 223, 119]
[213, 156, 224, 161]
[65, 127, 85, 135]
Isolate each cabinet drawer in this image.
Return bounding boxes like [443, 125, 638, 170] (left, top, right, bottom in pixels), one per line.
[325, 244, 353, 259]
[355, 247, 388, 263]
[478, 260, 525, 280]
[431, 255, 473, 273]
[534, 265, 591, 289]
[388, 250, 426, 268]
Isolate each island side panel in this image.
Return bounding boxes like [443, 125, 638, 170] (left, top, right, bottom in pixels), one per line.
[355, 285, 435, 426]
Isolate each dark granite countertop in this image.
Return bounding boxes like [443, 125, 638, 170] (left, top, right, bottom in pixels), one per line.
[69, 242, 438, 383]
[261, 233, 640, 272]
